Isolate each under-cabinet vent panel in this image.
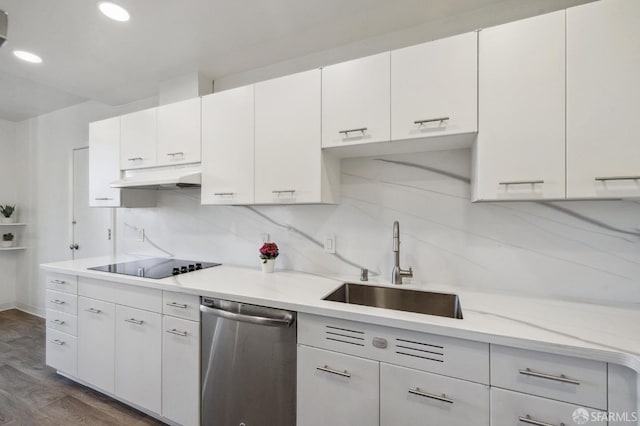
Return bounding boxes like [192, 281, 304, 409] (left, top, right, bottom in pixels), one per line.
[395, 337, 445, 363]
[324, 325, 365, 347]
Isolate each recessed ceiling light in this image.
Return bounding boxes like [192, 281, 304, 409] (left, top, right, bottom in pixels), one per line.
[98, 2, 130, 22]
[13, 50, 43, 64]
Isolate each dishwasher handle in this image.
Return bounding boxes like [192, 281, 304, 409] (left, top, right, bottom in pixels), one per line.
[200, 304, 294, 328]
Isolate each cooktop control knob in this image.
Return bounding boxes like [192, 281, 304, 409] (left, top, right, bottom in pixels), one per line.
[172, 267, 180, 275]
[181, 266, 188, 273]
[188, 264, 195, 271]
[195, 263, 202, 270]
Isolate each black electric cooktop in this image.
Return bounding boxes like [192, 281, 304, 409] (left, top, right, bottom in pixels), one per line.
[88, 258, 221, 279]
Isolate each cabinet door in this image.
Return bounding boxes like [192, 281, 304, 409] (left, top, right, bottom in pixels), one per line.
[567, 0, 640, 198]
[120, 108, 157, 170]
[162, 316, 200, 426]
[115, 305, 161, 414]
[322, 53, 391, 148]
[255, 70, 322, 204]
[380, 363, 489, 426]
[157, 98, 202, 166]
[297, 345, 379, 426]
[201, 86, 255, 205]
[78, 297, 115, 393]
[475, 11, 566, 201]
[89, 117, 121, 207]
[391, 32, 477, 141]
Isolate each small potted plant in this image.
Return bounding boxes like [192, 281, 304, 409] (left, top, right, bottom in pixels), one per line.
[0, 205, 15, 224]
[259, 242, 279, 273]
[2, 233, 14, 248]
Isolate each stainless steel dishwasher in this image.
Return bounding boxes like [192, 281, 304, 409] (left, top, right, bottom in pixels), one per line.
[200, 297, 296, 426]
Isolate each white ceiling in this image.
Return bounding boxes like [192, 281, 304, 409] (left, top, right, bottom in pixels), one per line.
[0, 0, 594, 122]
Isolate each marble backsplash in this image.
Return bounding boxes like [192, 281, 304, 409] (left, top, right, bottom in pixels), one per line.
[115, 148, 640, 306]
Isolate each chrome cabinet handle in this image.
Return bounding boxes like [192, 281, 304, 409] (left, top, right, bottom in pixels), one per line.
[124, 318, 144, 325]
[166, 302, 188, 309]
[519, 415, 564, 426]
[414, 117, 449, 125]
[519, 368, 580, 385]
[49, 339, 65, 346]
[200, 305, 294, 328]
[51, 300, 66, 305]
[166, 152, 184, 157]
[595, 176, 640, 182]
[166, 329, 188, 337]
[50, 319, 65, 325]
[214, 192, 234, 196]
[50, 280, 66, 285]
[85, 308, 102, 314]
[499, 180, 545, 186]
[127, 157, 143, 161]
[94, 197, 114, 201]
[316, 365, 351, 378]
[272, 190, 296, 197]
[339, 127, 367, 136]
[408, 387, 454, 404]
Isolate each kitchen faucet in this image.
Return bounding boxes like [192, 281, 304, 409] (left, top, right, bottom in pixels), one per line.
[392, 221, 413, 285]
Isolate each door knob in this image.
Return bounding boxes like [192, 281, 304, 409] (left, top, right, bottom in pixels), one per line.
[69, 243, 79, 250]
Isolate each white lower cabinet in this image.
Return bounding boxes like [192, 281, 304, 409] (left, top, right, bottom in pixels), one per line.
[380, 363, 489, 426]
[297, 345, 379, 426]
[162, 316, 200, 426]
[77, 297, 115, 393]
[115, 305, 162, 415]
[491, 388, 606, 426]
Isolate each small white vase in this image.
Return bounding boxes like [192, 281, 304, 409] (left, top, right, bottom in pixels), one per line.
[1, 241, 13, 248]
[261, 259, 276, 273]
[1, 217, 14, 224]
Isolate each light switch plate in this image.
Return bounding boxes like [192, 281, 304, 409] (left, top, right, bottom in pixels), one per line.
[324, 234, 336, 253]
[261, 233, 270, 243]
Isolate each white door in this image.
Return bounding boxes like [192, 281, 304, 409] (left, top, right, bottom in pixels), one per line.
[474, 11, 566, 201]
[71, 148, 113, 259]
[567, 0, 640, 198]
[157, 98, 202, 166]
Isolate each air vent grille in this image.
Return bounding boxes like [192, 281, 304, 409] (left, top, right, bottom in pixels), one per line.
[395, 337, 445, 363]
[324, 325, 365, 347]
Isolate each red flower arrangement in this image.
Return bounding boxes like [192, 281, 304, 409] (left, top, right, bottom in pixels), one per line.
[259, 242, 279, 263]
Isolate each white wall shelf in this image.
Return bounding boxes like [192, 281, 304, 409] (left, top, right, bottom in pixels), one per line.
[0, 247, 26, 251]
[0, 223, 26, 226]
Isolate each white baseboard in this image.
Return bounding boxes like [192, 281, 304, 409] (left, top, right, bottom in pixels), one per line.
[0, 302, 16, 312]
[15, 302, 45, 318]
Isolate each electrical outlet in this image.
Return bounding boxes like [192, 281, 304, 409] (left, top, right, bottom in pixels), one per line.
[137, 228, 145, 242]
[324, 234, 336, 253]
[261, 233, 270, 243]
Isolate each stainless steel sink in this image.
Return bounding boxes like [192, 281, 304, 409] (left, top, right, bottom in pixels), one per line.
[323, 283, 463, 319]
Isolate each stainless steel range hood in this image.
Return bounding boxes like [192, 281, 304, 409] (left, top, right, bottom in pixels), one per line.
[110, 165, 201, 189]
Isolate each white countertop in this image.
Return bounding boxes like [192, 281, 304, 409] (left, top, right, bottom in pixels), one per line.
[42, 256, 640, 374]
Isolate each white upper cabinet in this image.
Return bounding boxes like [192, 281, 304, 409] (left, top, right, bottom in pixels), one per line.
[474, 11, 566, 201]
[321, 52, 391, 148]
[255, 69, 339, 204]
[120, 107, 157, 170]
[89, 117, 122, 207]
[391, 32, 477, 142]
[567, 0, 640, 198]
[157, 98, 202, 167]
[201, 85, 255, 205]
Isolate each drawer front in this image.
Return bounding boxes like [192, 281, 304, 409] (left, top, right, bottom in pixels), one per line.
[79, 277, 162, 313]
[491, 345, 607, 410]
[45, 272, 78, 294]
[46, 309, 78, 336]
[162, 291, 200, 322]
[381, 363, 489, 426]
[46, 290, 78, 315]
[298, 313, 489, 384]
[491, 388, 606, 426]
[46, 328, 77, 376]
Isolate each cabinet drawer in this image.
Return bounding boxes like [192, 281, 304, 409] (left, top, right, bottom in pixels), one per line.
[491, 388, 606, 426]
[45, 272, 78, 294]
[46, 309, 77, 336]
[46, 328, 77, 376]
[46, 290, 78, 315]
[162, 291, 200, 322]
[298, 313, 489, 384]
[79, 277, 162, 312]
[298, 345, 379, 426]
[491, 345, 607, 410]
[380, 363, 489, 426]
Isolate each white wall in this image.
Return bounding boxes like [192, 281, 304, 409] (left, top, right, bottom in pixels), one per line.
[0, 119, 17, 310]
[14, 98, 157, 315]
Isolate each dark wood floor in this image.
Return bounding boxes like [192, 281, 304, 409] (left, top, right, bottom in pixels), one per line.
[0, 309, 165, 425]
